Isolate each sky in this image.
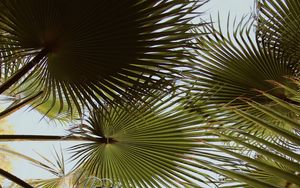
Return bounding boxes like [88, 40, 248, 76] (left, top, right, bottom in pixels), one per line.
[2, 0, 255, 187]
[204, 0, 255, 16]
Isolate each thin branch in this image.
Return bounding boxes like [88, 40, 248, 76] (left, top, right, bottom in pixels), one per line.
[0, 168, 33, 188]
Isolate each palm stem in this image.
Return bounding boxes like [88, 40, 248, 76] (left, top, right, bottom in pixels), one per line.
[0, 168, 33, 188]
[0, 49, 48, 95]
[0, 135, 99, 142]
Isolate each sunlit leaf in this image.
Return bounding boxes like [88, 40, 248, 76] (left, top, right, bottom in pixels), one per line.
[68, 92, 216, 187]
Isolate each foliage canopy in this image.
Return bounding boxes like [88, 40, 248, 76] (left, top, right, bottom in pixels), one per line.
[1, 0, 300, 188]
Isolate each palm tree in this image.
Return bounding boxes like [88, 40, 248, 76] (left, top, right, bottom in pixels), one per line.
[2, 0, 300, 187]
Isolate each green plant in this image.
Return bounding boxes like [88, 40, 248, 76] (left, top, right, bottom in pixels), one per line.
[2, 0, 300, 187]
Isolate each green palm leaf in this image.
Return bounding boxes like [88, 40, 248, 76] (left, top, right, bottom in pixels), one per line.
[256, 0, 300, 59]
[206, 80, 300, 188]
[0, 0, 204, 114]
[188, 16, 298, 108]
[182, 15, 299, 138]
[67, 92, 216, 187]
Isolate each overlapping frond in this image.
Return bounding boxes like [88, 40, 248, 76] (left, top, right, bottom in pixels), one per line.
[256, 0, 300, 59]
[187, 16, 298, 108]
[206, 80, 300, 188]
[0, 0, 205, 114]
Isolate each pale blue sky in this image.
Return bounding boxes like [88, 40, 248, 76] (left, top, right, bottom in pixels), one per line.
[205, 0, 254, 16]
[3, 0, 255, 187]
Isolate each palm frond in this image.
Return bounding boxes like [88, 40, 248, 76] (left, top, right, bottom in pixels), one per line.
[0, 0, 206, 114]
[205, 80, 300, 187]
[67, 92, 219, 187]
[29, 147, 79, 188]
[181, 14, 299, 138]
[256, 0, 300, 59]
[188, 15, 298, 108]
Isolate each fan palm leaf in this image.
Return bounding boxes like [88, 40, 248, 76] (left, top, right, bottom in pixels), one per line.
[181, 15, 300, 138]
[0, 0, 205, 114]
[188, 16, 298, 108]
[0, 91, 225, 187]
[66, 92, 217, 187]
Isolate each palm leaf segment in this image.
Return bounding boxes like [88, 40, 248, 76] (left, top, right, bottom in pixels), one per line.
[257, 0, 300, 59]
[188, 17, 298, 108]
[0, 0, 202, 113]
[0, 75, 79, 123]
[68, 93, 213, 187]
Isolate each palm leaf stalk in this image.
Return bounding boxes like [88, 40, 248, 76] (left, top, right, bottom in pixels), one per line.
[0, 168, 33, 188]
[0, 135, 97, 142]
[0, 147, 52, 167]
[0, 0, 206, 115]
